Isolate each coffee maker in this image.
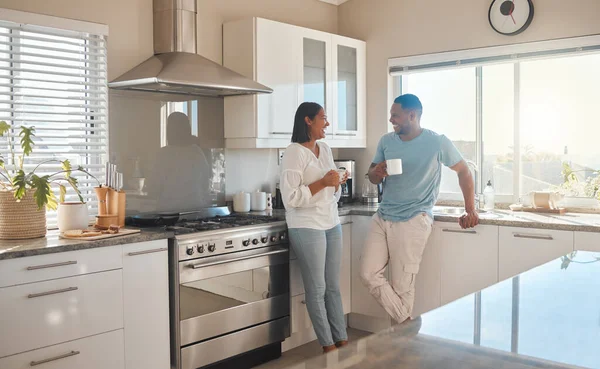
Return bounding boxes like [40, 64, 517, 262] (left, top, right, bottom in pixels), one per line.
[334, 160, 355, 205]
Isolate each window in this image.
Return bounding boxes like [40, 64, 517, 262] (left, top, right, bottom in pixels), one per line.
[390, 36, 600, 204]
[0, 13, 108, 227]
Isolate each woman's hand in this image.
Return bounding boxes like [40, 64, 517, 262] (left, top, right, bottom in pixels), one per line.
[321, 170, 340, 187]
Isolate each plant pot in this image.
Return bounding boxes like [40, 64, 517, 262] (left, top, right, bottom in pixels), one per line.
[57, 202, 89, 232]
[0, 190, 46, 240]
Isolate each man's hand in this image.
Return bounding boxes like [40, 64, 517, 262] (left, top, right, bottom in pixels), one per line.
[371, 161, 388, 181]
[459, 210, 479, 229]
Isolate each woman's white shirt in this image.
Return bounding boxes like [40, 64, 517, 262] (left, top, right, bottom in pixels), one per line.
[280, 141, 341, 230]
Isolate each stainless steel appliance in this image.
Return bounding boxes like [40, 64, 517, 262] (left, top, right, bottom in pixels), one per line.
[109, 0, 272, 97]
[168, 207, 290, 369]
[334, 160, 355, 204]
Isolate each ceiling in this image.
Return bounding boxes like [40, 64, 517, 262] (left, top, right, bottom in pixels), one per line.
[318, 0, 350, 5]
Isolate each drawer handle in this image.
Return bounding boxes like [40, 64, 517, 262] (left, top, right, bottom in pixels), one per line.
[128, 247, 167, 256]
[513, 233, 553, 240]
[26, 261, 77, 271]
[442, 229, 477, 234]
[28, 287, 78, 299]
[270, 132, 292, 135]
[30, 350, 80, 366]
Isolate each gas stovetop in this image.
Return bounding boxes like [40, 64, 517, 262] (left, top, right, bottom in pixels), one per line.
[168, 213, 286, 235]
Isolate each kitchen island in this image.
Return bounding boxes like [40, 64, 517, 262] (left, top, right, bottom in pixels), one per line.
[281, 250, 600, 369]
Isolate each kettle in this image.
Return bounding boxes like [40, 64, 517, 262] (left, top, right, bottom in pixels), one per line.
[362, 174, 379, 205]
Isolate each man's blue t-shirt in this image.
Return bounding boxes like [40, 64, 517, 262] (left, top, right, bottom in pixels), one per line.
[372, 129, 463, 222]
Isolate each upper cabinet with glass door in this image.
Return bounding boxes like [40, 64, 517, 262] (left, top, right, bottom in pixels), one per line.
[223, 18, 366, 148]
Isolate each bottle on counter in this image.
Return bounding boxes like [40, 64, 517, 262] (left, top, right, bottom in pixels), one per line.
[483, 180, 495, 210]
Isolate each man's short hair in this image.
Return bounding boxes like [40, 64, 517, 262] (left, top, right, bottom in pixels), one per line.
[394, 94, 423, 117]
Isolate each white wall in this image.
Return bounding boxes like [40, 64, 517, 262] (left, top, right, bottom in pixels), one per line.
[337, 0, 600, 191]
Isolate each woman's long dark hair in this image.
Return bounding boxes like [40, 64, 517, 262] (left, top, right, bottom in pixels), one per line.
[291, 102, 323, 143]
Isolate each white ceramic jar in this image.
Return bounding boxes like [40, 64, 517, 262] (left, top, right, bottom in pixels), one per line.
[251, 191, 267, 211]
[233, 192, 251, 212]
[57, 202, 89, 232]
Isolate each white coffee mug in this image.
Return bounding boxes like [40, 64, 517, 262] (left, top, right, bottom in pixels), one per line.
[386, 158, 403, 176]
[251, 191, 267, 211]
[57, 202, 89, 232]
[336, 169, 347, 183]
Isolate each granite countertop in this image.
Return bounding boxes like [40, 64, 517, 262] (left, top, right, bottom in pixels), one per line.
[339, 203, 600, 232]
[285, 250, 600, 369]
[0, 227, 173, 260]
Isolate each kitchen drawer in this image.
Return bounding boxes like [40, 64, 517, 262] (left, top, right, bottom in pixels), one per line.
[574, 231, 600, 252]
[499, 227, 573, 281]
[0, 246, 122, 288]
[290, 259, 305, 296]
[291, 294, 312, 334]
[0, 329, 124, 369]
[0, 269, 124, 357]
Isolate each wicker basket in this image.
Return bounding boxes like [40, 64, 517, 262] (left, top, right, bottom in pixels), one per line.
[0, 190, 47, 240]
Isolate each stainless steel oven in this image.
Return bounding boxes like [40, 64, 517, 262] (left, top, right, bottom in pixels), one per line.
[170, 222, 290, 369]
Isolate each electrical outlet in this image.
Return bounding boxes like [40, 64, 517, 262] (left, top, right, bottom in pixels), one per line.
[278, 149, 285, 165]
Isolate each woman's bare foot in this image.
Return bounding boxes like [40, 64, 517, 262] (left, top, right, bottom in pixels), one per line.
[322, 344, 337, 353]
[335, 340, 348, 348]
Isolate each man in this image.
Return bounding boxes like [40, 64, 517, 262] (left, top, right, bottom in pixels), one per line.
[360, 94, 479, 324]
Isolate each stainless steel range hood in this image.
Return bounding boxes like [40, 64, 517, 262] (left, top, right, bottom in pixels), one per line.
[109, 0, 272, 97]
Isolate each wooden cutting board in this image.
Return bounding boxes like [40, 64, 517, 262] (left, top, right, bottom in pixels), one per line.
[521, 206, 567, 215]
[60, 228, 141, 241]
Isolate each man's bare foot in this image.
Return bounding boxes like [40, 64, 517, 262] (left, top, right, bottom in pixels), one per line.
[335, 340, 348, 348]
[323, 344, 337, 353]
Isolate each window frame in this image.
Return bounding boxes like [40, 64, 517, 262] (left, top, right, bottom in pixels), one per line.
[388, 35, 600, 204]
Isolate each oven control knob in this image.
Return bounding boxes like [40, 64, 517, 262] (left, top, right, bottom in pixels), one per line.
[261, 236, 268, 244]
[280, 232, 287, 241]
[252, 239, 259, 245]
[207, 243, 216, 252]
[186, 247, 195, 256]
[271, 235, 278, 242]
[242, 239, 250, 246]
[197, 245, 204, 253]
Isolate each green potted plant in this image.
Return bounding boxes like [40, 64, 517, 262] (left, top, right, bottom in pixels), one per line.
[0, 121, 101, 239]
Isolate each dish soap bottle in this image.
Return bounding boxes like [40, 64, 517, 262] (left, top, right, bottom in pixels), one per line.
[483, 180, 495, 210]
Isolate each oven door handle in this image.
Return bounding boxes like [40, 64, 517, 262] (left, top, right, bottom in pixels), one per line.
[189, 248, 289, 269]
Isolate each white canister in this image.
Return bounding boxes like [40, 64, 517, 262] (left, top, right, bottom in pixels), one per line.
[233, 192, 251, 212]
[251, 191, 267, 211]
[57, 202, 89, 232]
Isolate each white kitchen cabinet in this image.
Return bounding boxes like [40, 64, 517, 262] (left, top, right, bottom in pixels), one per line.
[122, 240, 169, 369]
[412, 223, 441, 317]
[0, 329, 124, 369]
[0, 269, 123, 358]
[350, 215, 388, 319]
[438, 223, 499, 305]
[499, 227, 573, 281]
[223, 17, 366, 149]
[341, 220, 352, 314]
[574, 231, 600, 252]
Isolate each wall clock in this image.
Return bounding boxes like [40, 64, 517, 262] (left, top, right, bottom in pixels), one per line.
[488, 0, 534, 36]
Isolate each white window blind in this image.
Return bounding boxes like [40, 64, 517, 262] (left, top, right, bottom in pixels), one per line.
[0, 19, 108, 228]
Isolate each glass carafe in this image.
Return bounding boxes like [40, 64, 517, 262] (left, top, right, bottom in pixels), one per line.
[361, 174, 379, 205]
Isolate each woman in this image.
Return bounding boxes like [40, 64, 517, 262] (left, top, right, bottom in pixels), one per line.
[280, 102, 348, 353]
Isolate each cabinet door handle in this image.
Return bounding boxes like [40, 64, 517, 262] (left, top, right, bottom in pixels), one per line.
[335, 132, 357, 136]
[442, 229, 477, 234]
[30, 350, 80, 366]
[27, 287, 78, 299]
[26, 261, 77, 271]
[270, 132, 292, 135]
[128, 247, 167, 256]
[513, 233, 553, 240]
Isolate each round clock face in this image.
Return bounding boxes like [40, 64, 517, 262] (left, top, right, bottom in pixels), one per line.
[488, 0, 534, 36]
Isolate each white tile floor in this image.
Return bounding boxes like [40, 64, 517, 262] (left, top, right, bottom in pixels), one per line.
[253, 328, 371, 369]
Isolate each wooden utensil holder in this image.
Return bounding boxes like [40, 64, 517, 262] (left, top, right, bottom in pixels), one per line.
[106, 188, 126, 227]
